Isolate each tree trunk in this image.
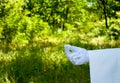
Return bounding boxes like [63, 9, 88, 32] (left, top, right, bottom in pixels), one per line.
[101, 0, 109, 29]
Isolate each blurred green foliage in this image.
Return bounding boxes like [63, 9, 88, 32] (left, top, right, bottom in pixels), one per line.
[0, 0, 120, 83]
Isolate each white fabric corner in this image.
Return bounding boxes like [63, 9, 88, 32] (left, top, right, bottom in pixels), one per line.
[88, 48, 120, 83]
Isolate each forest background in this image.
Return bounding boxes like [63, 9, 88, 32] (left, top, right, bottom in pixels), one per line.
[0, 0, 120, 83]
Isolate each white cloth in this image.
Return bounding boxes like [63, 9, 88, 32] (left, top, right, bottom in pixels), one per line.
[64, 45, 120, 83]
[88, 48, 120, 83]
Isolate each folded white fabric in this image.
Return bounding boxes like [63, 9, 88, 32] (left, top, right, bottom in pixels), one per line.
[64, 44, 89, 65]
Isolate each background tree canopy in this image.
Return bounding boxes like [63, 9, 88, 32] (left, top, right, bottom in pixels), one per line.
[0, 0, 120, 83]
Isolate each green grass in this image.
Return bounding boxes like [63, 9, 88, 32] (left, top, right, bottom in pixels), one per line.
[0, 47, 90, 83]
[0, 31, 120, 83]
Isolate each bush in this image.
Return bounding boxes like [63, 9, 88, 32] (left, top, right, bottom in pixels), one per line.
[107, 19, 120, 40]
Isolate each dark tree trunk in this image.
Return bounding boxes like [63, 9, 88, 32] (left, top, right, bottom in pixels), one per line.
[101, 0, 109, 29]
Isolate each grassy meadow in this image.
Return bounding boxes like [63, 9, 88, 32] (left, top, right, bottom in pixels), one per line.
[1, 30, 120, 83]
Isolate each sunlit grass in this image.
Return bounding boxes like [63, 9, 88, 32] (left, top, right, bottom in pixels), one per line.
[0, 31, 120, 83]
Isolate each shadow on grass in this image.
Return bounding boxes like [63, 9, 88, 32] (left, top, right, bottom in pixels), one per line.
[0, 45, 90, 83]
